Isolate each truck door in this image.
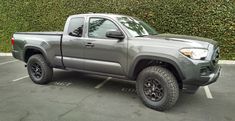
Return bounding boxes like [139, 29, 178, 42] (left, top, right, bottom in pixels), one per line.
[62, 17, 86, 70]
[83, 17, 128, 75]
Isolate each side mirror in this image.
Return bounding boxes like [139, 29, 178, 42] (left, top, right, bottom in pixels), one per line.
[106, 30, 125, 40]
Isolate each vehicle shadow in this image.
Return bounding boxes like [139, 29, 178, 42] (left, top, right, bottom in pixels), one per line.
[50, 69, 204, 112]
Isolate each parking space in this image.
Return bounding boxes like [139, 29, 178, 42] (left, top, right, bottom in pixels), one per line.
[0, 57, 17, 65]
[0, 56, 234, 121]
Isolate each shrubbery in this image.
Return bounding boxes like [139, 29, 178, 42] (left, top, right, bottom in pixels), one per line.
[0, 0, 234, 59]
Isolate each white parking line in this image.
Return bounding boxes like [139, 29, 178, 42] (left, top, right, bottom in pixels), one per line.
[12, 76, 29, 82]
[204, 86, 213, 99]
[66, 82, 72, 86]
[0, 60, 18, 66]
[95, 77, 112, 89]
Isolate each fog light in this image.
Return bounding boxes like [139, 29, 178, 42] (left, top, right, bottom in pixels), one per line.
[200, 67, 210, 76]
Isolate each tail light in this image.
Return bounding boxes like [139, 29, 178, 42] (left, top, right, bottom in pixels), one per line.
[11, 37, 15, 45]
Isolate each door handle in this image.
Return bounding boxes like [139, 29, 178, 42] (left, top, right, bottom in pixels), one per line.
[85, 42, 94, 47]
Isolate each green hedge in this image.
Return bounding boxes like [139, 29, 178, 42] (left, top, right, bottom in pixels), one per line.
[0, 0, 234, 59]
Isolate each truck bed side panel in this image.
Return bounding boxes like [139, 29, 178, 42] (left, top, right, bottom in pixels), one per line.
[12, 32, 63, 68]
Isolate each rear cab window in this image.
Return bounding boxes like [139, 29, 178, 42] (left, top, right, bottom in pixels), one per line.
[68, 17, 85, 37]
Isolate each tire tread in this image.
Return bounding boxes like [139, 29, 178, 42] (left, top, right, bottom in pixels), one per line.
[27, 54, 53, 84]
[136, 66, 179, 111]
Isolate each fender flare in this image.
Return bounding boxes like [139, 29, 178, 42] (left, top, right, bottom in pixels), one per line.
[128, 55, 185, 80]
[23, 45, 52, 66]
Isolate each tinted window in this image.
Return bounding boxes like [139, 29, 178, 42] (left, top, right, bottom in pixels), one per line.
[88, 18, 120, 38]
[68, 17, 84, 37]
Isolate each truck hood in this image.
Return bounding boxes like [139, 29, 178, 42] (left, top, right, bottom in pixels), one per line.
[140, 34, 217, 48]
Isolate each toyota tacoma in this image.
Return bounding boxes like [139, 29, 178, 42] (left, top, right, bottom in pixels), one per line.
[11, 13, 221, 111]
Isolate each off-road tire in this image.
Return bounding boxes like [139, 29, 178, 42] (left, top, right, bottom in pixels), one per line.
[136, 66, 179, 111]
[27, 54, 53, 84]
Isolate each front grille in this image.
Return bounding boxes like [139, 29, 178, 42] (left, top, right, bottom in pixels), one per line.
[212, 47, 220, 65]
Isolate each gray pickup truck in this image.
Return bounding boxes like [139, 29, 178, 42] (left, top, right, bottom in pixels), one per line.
[12, 13, 221, 111]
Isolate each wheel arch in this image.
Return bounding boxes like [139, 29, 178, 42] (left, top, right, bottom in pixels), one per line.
[23, 45, 51, 66]
[128, 55, 185, 88]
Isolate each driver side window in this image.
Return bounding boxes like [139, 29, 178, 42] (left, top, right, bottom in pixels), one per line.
[88, 17, 120, 39]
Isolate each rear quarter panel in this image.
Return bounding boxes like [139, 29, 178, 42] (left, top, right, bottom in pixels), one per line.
[13, 34, 62, 67]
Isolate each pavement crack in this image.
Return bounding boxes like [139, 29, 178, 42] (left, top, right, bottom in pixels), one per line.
[57, 92, 98, 119]
[49, 100, 78, 105]
[0, 95, 18, 103]
[0, 81, 27, 88]
[19, 111, 30, 121]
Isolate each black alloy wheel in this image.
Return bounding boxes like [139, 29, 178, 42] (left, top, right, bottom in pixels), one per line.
[31, 63, 43, 79]
[143, 78, 164, 102]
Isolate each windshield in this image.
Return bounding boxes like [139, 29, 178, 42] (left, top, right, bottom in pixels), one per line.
[117, 17, 158, 37]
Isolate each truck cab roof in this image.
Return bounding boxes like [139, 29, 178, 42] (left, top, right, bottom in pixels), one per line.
[68, 13, 130, 19]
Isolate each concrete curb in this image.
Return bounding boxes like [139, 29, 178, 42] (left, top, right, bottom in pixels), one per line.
[218, 60, 235, 64]
[0, 53, 234, 64]
[0, 53, 12, 56]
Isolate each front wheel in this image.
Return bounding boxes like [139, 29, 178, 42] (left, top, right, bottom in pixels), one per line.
[136, 66, 179, 111]
[27, 54, 53, 84]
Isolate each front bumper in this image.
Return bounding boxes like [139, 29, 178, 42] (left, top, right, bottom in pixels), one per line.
[181, 60, 221, 86]
[200, 65, 221, 86]
[180, 44, 221, 87]
[180, 60, 221, 93]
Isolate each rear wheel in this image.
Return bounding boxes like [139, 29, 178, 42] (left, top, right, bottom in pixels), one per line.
[27, 54, 53, 84]
[136, 66, 179, 111]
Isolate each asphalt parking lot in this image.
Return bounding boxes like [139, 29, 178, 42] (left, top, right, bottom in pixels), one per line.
[0, 56, 235, 121]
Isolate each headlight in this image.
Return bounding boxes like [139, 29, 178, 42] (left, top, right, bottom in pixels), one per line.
[180, 48, 208, 60]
